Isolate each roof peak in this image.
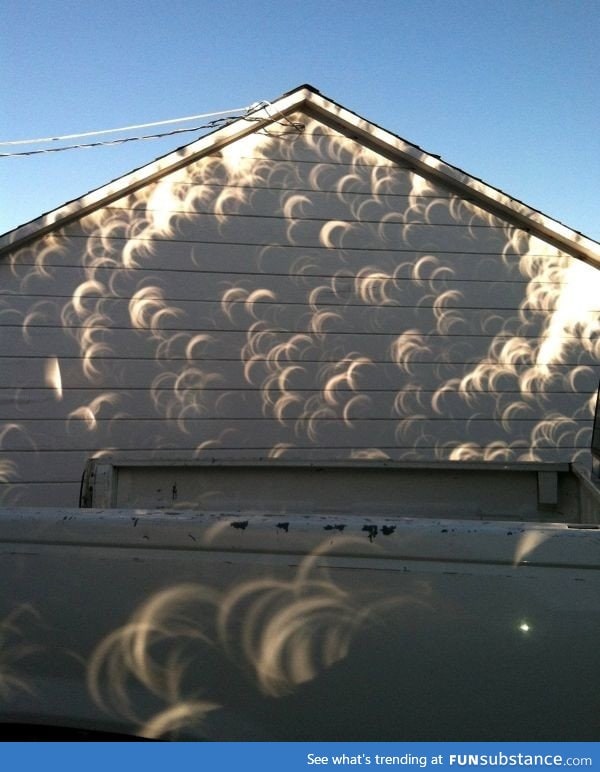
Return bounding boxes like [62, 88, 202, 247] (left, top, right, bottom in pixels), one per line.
[1, 85, 598, 267]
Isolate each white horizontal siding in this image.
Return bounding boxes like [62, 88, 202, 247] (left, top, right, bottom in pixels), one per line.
[1, 275, 578, 310]
[3, 243, 552, 277]
[0, 388, 591, 422]
[61, 216, 518, 253]
[2, 358, 597, 394]
[105, 190, 508, 227]
[5, 415, 592, 449]
[1, 111, 599, 505]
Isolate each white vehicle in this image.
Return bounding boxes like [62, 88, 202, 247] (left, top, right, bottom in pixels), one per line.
[0, 427, 599, 739]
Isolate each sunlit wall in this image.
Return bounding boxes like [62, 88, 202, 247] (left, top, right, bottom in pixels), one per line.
[1, 111, 599, 505]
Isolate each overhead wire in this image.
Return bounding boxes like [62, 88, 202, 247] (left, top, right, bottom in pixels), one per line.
[254, 100, 305, 135]
[0, 117, 244, 157]
[0, 101, 300, 158]
[0, 106, 254, 146]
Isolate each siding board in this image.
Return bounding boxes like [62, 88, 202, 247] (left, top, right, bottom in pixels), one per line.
[1, 271, 544, 307]
[0, 389, 590, 421]
[2, 243, 554, 277]
[62, 215, 521, 252]
[1, 417, 592, 452]
[2, 356, 597, 392]
[104, 190, 509, 228]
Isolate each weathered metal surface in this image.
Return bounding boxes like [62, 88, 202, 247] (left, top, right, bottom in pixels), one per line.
[0, 508, 598, 740]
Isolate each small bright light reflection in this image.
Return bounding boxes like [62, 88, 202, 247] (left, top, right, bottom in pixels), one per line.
[44, 356, 63, 401]
[518, 621, 532, 634]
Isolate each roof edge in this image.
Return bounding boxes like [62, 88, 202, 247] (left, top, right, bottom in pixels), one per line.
[0, 86, 313, 256]
[1, 84, 599, 268]
[300, 90, 600, 268]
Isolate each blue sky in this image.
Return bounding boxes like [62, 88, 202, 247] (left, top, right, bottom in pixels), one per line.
[2, 0, 599, 240]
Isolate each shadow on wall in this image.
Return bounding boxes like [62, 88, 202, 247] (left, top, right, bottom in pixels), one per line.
[0, 111, 599, 504]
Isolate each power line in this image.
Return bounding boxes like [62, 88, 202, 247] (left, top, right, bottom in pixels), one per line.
[0, 103, 302, 158]
[0, 106, 254, 146]
[0, 116, 248, 158]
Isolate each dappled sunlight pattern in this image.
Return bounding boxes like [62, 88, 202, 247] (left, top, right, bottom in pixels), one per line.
[67, 393, 123, 432]
[435, 240, 600, 462]
[0, 502, 598, 740]
[87, 583, 220, 734]
[216, 544, 370, 698]
[44, 356, 63, 400]
[0, 606, 41, 701]
[86, 541, 391, 738]
[511, 529, 553, 567]
[0, 423, 33, 504]
[0, 108, 598, 504]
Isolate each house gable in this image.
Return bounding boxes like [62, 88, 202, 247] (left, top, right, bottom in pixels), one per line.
[2, 84, 599, 266]
[0, 88, 599, 506]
